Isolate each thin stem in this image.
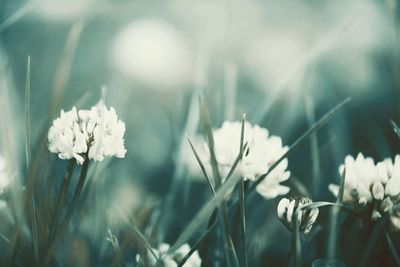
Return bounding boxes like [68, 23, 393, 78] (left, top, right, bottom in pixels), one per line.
[358, 216, 388, 267]
[239, 179, 248, 267]
[284, 235, 294, 267]
[42, 159, 89, 266]
[48, 159, 75, 239]
[200, 99, 239, 267]
[384, 229, 400, 266]
[293, 210, 302, 267]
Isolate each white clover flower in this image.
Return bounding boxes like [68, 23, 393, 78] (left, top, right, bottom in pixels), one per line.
[137, 243, 201, 267]
[48, 107, 87, 164]
[382, 156, 400, 199]
[277, 197, 319, 234]
[48, 101, 126, 164]
[81, 101, 127, 161]
[332, 153, 381, 204]
[194, 121, 290, 199]
[330, 154, 400, 230]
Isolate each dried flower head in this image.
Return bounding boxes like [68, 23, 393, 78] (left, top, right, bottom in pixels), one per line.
[277, 197, 319, 234]
[48, 101, 126, 164]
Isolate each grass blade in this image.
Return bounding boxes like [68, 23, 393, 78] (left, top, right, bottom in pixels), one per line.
[187, 137, 215, 194]
[24, 56, 39, 261]
[338, 168, 346, 204]
[391, 120, 400, 139]
[48, 21, 85, 119]
[0, 0, 41, 34]
[293, 210, 302, 267]
[239, 179, 248, 267]
[199, 99, 239, 267]
[385, 230, 400, 266]
[250, 97, 351, 194]
[107, 230, 125, 267]
[200, 98, 223, 187]
[327, 167, 346, 258]
[167, 164, 242, 256]
[24, 56, 31, 172]
[304, 94, 320, 195]
[131, 224, 159, 262]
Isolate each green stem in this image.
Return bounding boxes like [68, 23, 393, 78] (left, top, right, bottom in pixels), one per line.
[284, 235, 295, 267]
[358, 216, 388, 267]
[48, 159, 75, 240]
[294, 210, 302, 267]
[42, 158, 89, 266]
[239, 179, 248, 267]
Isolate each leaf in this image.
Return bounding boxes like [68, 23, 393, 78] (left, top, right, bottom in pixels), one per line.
[24, 56, 31, 171]
[199, 99, 239, 267]
[200, 98, 223, 187]
[167, 165, 242, 255]
[131, 224, 159, 262]
[24, 56, 39, 262]
[385, 229, 400, 266]
[187, 137, 215, 194]
[338, 167, 346, 204]
[238, 179, 248, 267]
[0, 0, 40, 33]
[249, 97, 351, 194]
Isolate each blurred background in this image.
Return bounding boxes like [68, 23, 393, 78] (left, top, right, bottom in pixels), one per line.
[1, 0, 400, 266]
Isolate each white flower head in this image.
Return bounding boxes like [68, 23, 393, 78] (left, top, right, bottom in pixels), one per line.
[138, 243, 201, 267]
[338, 153, 380, 204]
[83, 101, 127, 161]
[48, 101, 127, 164]
[331, 154, 400, 230]
[382, 156, 400, 199]
[277, 197, 319, 234]
[48, 107, 87, 164]
[211, 121, 290, 199]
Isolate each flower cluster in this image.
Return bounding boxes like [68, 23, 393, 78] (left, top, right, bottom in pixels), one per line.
[277, 197, 319, 234]
[329, 153, 400, 230]
[137, 243, 201, 267]
[186, 121, 290, 199]
[48, 101, 127, 164]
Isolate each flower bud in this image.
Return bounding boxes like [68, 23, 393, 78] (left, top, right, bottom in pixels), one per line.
[277, 197, 319, 234]
[372, 182, 384, 200]
[381, 196, 393, 212]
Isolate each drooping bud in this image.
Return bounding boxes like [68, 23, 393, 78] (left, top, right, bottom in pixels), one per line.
[277, 197, 319, 234]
